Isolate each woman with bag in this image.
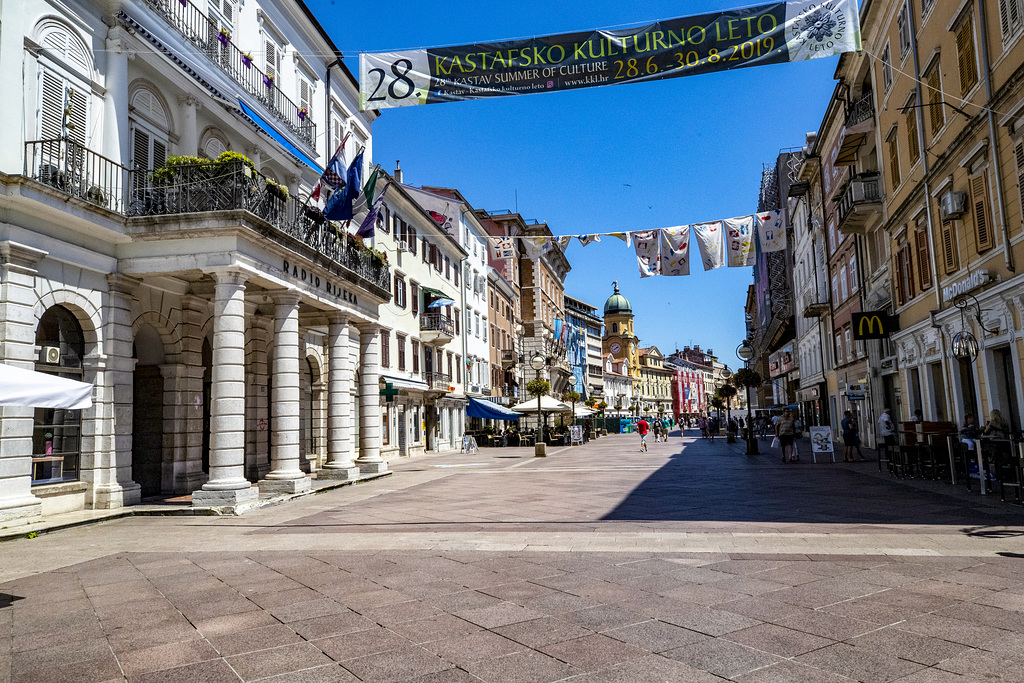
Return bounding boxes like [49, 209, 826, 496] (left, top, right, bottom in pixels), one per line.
[776, 408, 797, 463]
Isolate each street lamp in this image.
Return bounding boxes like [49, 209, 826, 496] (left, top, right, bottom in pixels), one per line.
[530, 354, 547, 456]
[722, 366, 736, 443]
[736, 341, 759, 455]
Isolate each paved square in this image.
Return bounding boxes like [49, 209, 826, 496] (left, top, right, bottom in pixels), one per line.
[4, 431, 1024, 681]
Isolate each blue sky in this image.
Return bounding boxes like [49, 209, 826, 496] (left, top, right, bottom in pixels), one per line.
[312, 0, 842, 369]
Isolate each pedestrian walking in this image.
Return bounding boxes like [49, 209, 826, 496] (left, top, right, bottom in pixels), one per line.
[878, 407, 897, 453]
[699, 416, 708, 440]
[776, 407, 797, 463]
[637, 417, 650, 452]
[841, 410, 866, 462]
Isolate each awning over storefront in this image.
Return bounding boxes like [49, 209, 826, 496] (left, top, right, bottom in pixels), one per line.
[0, 363, 93, 409]
[420, 286, 451, 299]
[380, 375, 429, 391]
[467, 397, 520, 421]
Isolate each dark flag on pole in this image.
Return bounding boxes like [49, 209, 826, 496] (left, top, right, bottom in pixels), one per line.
[356, 183, 390, 239]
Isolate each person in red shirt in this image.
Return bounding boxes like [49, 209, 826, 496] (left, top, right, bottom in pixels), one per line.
[636, 418, 650, 452]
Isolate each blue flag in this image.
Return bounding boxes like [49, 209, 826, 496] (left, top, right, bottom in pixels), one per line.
[324, 151, 364, 221]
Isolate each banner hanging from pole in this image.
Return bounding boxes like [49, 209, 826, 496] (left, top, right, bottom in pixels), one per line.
[360, 0, 861, 110]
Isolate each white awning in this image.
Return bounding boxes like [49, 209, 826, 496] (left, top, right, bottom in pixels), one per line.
[380, 375, 429, 391]
[511, 396, 569, 413]
[0, 363, 93, 409]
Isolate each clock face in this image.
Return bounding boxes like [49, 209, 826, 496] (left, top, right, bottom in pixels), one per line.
[610, 342, 621, 355]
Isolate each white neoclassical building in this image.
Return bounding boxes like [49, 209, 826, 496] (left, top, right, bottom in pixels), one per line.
[0, 0, 391, 523]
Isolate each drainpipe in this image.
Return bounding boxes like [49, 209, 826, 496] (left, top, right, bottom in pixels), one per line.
[803, 156, 830, 422]
[908, 0, 956, 419]
[977, 0, 1015, 271]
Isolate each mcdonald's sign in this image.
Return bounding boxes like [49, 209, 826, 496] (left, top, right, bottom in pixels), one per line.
[852, 312, 899, 340]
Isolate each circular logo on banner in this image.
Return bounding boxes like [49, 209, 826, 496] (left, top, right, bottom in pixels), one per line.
[787, 1, 851, 61]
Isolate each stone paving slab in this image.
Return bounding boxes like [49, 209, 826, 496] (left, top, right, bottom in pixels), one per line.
[4, 430, 1024, 681]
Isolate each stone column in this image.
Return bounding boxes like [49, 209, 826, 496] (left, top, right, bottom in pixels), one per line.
[192, 269, 258, 508]
[356, 323, 387, 474]
[177, 95, 201, 156]
[259, 291, 311, 494]
[103, 29, 131, 165]
[178, 295, 208, 493]
[321, 313, 359, 479]
[89, 273, 142, 508]
[0, 242, 46, 524]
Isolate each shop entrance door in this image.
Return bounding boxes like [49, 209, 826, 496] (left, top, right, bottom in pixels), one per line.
[992, 347, 1021, 434]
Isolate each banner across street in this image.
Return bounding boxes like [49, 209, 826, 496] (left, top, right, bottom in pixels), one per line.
[360, 0, 861, 110]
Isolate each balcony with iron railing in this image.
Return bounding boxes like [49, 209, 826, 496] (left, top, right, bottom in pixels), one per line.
[425, 372, 451, 392]
[24, 140, 390, 295]
[419, 313, 455, 345]
[137, 0, 315, 147]
[836, 175, 883, 234]
[801, 289, 831, 318]
[846, 92, 875, 128]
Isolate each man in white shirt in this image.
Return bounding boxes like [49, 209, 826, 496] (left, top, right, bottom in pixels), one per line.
[878, 408, 896, 449]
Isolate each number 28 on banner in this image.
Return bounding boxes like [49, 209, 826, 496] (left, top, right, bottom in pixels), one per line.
[360, 52, 431, 109]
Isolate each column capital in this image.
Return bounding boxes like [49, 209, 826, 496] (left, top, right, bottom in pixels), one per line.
[207, 267, 249, 288]
[355, 321, 381, 334]
[327, 311, 350, 326]
[106, 273, 142, 296]
[0, 241, 47, 270]
[177, 94, 202, 108]
[265, 288, 303, 306]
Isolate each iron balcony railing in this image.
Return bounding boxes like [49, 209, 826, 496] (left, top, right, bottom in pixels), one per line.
[24, 138, 128, 214]
[425, 372, 451, 391]
[23, 141, 389, 294]
[420, 313, 455, 337]
[846, 92, 875, 128]
[837, 175, 882, 225]
[140, 0, 315, 146]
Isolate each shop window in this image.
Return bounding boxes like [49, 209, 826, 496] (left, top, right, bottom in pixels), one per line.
[33, 305, 85, 485]
[382, 406, 390, 445]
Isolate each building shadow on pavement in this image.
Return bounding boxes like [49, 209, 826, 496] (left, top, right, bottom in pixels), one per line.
[600, 444, 1024, 527]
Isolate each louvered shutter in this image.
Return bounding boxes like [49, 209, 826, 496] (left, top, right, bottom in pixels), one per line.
[915, 230, 932, 289]
[956, 19, 978, 95]
[411, 282, 419, 316]
[927, 69, 944, 135]
[998, 0, 1023, 39]
[887, 132, 901, 188]
[264, 37, 278, 78]
[1016, 141, 1024, 226]
[39, 70, 64, 140]
[940, 218, 958, 273]
[906, 108, 919, 163]
[221, 0, 234, 23]
[971, 174, 994, 251]
[132, 128, 150, 193]
[893, 254, 906, 306]
[299, 79, 313, 111]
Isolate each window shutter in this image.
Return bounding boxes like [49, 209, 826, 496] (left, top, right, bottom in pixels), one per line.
[1015, 141, 1024, 228]
[927, 68, 944, 135]
[221, 0, 234, 23]
[956, 19, 978, 95]
[887, 132, 901, 188]
[299, 79, 313, 111]
[915, 230, 932, 289]
[39, 70, 64, 140]
[132, 128, 150, 171]
[971, 174, 994, 251]
[941, 218, 959, 273]
[411, 282, 419, 316]
[264, 37, 278, 78]
[906, 108, 919, 163]
[894, 253, 905, 306]
[152, 139, 167, 169]
[421, 238, 428, 262]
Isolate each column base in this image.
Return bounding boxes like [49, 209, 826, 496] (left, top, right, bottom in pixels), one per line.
[357, 460, 389, 474]
[258, 476, 312, 495]
[0, 495, 43, 526]
[192, 485, 258, 508]
[91, 481, 142, 509]
[317, 466, 361, 481]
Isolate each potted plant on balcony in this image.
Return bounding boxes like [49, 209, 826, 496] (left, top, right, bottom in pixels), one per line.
[264, 178, 289, 201]
[297, 107, 309, 122]
[241, 51, 253, 68]
[263, 73, 275, 89]
[218, 28, 231, 46]
[369, 247, 388, 265]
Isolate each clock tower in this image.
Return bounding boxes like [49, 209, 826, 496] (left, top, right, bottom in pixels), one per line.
[602, 282, 640, 380]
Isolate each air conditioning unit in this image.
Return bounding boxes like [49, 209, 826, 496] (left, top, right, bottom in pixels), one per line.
[939, 191, 968, 220]
[41, 346, 60, 364]
[396, 242, 408, 253]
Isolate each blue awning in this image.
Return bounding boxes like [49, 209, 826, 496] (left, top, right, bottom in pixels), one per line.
[467, 397, 520, 421]
[236, 99, 322, 174]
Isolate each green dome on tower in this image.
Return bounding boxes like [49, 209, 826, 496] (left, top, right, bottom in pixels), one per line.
[604, 281, 632, 315]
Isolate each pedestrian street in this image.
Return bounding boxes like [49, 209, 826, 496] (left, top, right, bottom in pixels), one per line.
[5, 429, 1024, 682]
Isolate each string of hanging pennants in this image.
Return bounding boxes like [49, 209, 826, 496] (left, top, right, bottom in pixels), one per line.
[487, 210, 786, 277]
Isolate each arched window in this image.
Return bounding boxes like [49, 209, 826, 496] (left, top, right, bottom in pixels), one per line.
[35, 21, 92, 145]
[129, 86, 169, 178]
[33, 306, 85, 484]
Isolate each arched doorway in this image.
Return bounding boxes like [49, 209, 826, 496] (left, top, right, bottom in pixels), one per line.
[32, 305, 85, 484]
[201, 337, 212, 475]
[299, 356, 316, 472]
[132, 324, 165, 497]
